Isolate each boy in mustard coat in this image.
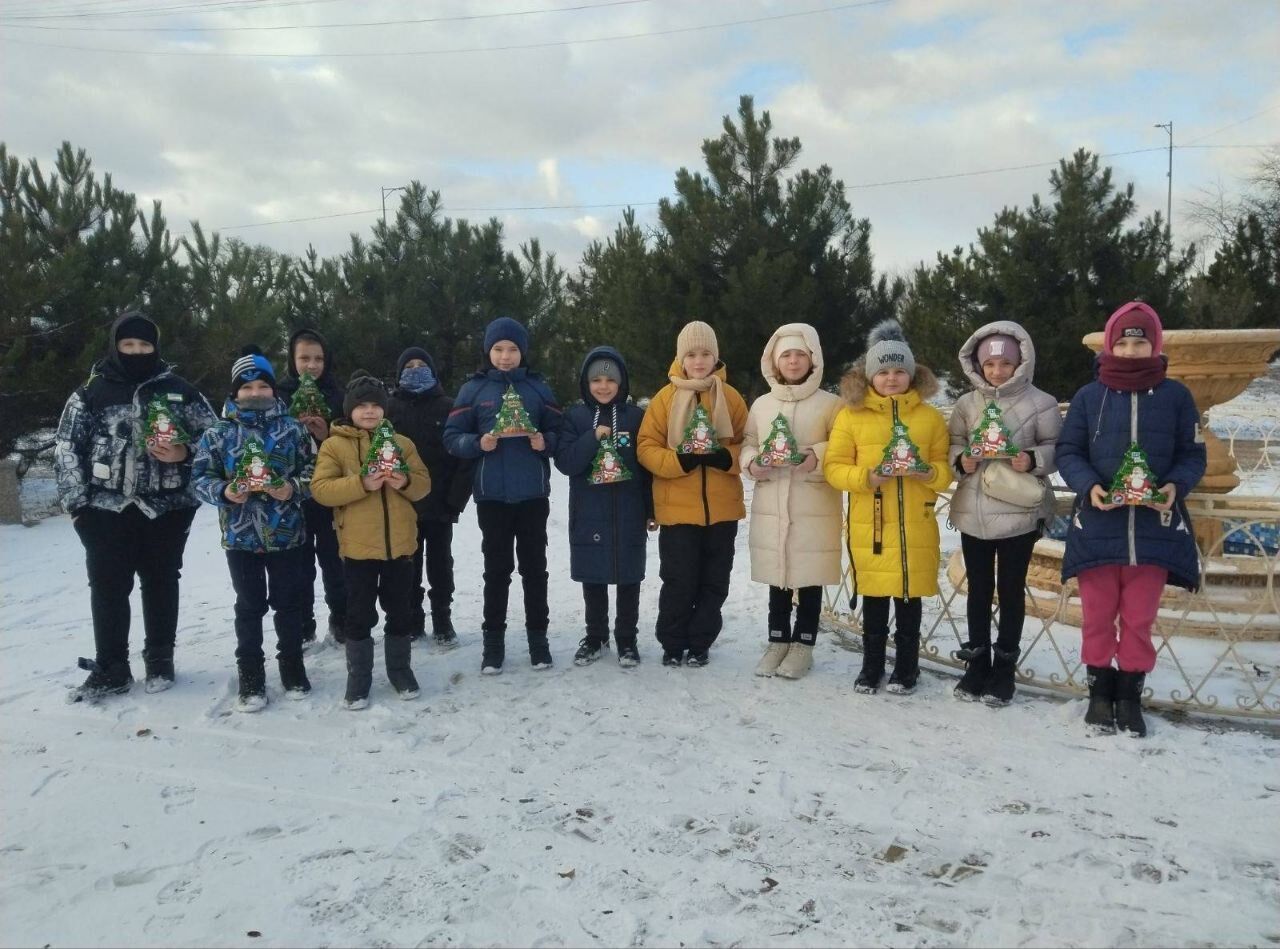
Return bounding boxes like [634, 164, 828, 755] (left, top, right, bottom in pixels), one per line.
[637, 321, 748, 668]
[312, 372, 430, 709]
[824, 321, 952, 694]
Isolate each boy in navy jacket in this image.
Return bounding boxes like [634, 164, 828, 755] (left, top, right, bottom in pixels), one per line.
[443, 317, 562, 673]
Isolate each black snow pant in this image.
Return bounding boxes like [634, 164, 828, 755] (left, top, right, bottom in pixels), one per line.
[655, 521, 738, 655]
[73, 504, 197, 670]
[960, 529, 1039, 651]
[476, 499, 550, 635]
[861, 595, 923, 641]
[409, 518, 456, 632]
[301, 497, 346, 636]
[767, 585, 823, 645]
[225, 545, 311, 663]
[343, 557, 415, 643]
[582, 582, 641, 645]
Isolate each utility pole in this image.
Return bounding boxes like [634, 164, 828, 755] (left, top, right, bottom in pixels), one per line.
[378, 185, 404, 229]
[1153, 121, 1173, 259]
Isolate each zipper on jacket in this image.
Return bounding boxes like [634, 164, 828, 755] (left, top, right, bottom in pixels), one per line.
[1128, 392, 1138, 566]
[611, 486, 619, 583]
[892, 400, 910, 595]
[697, 393, 711, 526]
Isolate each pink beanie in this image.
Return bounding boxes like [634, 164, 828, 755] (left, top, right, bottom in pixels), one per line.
[1104, 301, 1164, 355]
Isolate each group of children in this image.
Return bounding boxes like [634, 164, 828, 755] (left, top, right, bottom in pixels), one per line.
[55, 301, 1206, 737]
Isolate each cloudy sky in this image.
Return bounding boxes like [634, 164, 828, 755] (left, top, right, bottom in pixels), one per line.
[2, 0, 1277, 279]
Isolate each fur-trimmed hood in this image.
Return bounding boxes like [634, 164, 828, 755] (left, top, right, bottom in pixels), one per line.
[839, 363, 940, 407]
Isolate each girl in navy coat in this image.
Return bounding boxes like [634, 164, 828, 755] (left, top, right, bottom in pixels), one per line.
[554, 347, 655, 667]
[1057, 302, 1206, 738]
[443, 317, 562, 674]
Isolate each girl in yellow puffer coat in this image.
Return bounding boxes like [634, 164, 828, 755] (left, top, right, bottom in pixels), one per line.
[823, 320, 952, 695]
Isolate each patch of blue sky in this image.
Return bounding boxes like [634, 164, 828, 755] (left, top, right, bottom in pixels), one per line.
[721, 62, 807, 103]
[1061, 21, 1128, 58]
[886, 12, 983, 51]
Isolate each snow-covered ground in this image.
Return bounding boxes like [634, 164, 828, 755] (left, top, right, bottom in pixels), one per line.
[3, 479, 1279, 948]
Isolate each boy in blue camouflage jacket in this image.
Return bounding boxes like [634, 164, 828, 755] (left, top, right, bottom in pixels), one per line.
[192, 348, 315, 713]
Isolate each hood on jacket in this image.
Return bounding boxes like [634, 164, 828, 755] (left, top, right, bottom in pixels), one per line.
[286, 327, 337, 383]
[760, 322, 824, 400]
[579, 345, 630, 406]
[957, 320, 1038, 396]
[99, 310, 169, 384]
[839, 363, 940, 407]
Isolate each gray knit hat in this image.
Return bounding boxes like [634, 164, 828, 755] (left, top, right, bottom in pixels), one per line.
[585, 357, 622, 385]
[864, 319, 915, 378]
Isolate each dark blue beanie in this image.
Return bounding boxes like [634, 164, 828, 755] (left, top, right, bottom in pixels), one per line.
[483, 317, 529, 357]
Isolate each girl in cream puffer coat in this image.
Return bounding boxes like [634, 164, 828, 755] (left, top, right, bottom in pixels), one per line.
[947, 321, 1061, 706]
[741, 323, 842, 680]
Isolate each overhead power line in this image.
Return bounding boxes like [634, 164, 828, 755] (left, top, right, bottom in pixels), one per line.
[0, 0, 655, 32]
[211, 142, 1280, 232]
[0, 0, 356, 21]
[0, 0, 892, 56]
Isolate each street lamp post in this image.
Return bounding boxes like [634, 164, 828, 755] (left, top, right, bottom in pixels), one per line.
[381, 185, 407, 229]
[1153, 121, 1173, 259]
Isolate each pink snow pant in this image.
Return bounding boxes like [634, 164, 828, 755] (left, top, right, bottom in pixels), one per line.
[1077, 564, 1167, 673]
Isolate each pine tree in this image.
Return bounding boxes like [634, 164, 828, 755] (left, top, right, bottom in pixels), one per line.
[967, 401, 1019, 458]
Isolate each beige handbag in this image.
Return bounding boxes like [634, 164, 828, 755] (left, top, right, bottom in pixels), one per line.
[981, 460, 1045, 508]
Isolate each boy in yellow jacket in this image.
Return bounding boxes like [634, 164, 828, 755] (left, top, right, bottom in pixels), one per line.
[637, 321, 747, 667]
[823, 321, 952, 695]
[312, 372, 430, 709]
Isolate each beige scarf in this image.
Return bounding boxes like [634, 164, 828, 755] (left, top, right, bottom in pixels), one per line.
[666, 371, 735, 450]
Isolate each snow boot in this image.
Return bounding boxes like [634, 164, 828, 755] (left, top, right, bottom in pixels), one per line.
[685, 650, 710, 668]
[432, 614, 459, 650]
[236, 660, 267, 713]
[1084, 665, 1117, 734]
[886, 631, 920, 695]
[662, 651, 684, 667]
[574, 637, 607, 666]
[69, 657, 133, 703]
[854, 631, 887, 694]
[343, 637, 375, 710]
[278, 653, 311, 699]
[384, 634, 420, 700]
[1114, 670, 1148, 738]
[528, 631, 553, 670]
[481, 628, 505, 675]
[615, 629, 640, 668]
[143, 654, 176, 695]
[775, 643, 814, 680]
[953, 642, 990, 701]
[755, 641, 791, 677]
[982, 645, 1019, 706]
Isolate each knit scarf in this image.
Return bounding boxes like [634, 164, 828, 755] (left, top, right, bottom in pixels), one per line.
[666, 371, 735, 450]
[1098, 353, 1167, 392]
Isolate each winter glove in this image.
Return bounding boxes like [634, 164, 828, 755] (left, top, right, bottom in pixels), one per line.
[676, 452, 701, 473]
[703, 450, 733, 471]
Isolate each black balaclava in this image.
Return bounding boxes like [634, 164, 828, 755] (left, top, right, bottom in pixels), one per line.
[110, 311, 161, 384]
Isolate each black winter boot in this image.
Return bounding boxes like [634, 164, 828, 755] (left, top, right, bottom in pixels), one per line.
[615, 629, 640, 668]
[574, 637, 607, 666]
[854, 632, 888, 694]
[528, 631, 553, 670]
[143, 655, 176, 695]
[1114, 670, 1148, 738]
[70, 657, 134, 703]
[982, 645, 1019, 706]
[481, 628, 505, 675]
[236, 659, 267, 713]
[887, 632, 920, 695]
[343, 638, 375, 709]
[1084, 665, 1117, 734]
[953, 642, 991, 701]
[432, 613, 458, 649]
[384, 635, 420, 699]
[278, 654, 311, 698]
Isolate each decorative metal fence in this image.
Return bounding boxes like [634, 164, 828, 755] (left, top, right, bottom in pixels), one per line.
[820, 481, 1280, 723]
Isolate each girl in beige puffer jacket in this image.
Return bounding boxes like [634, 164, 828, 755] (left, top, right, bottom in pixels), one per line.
[947, 321, 1061, 706]
[742, 323, 843, 680]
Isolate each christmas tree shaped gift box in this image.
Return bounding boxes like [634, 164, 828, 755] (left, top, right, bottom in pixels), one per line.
[589, 436, 634, 485]
[362, 419, 412, 476]
[755, 413, 806, 467]
[878, 420, 932, 476]
[141, 397, 190, 450]
[490, 385, 539, 438]
[288, 372, 332, 421]
[967, 401, 1019, 459]
[1108, 443, 1168, 506]
[232, 437, 285, 493]
[677, 404, 725, 455]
